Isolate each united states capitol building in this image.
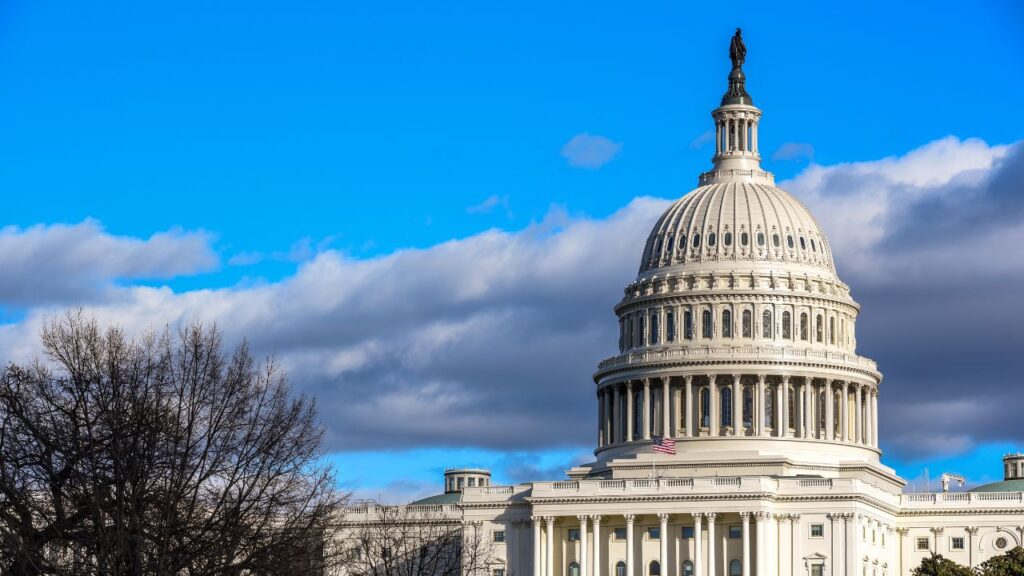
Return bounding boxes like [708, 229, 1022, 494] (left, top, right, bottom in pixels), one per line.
[341, 32, 1024, 576]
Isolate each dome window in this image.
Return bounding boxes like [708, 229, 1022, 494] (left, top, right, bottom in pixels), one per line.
[787, 235, 794, 249]
[708, 233, 717, 247]
[741, 232, 749, 246]
[811, 239, 817, 252]
[724, 232, 733, 246]
[772, 234, 780, 248]
[762, 310, 773, 338]
[693, 234, 701, 248]
[782, 311, 792, 339]
[666, 311, 675, 342]
[800, 237, 806, 250]
[722, 309, 732, 338]
[742, 310, 752, 338]
[800, 313, 809, 341]
[816, 315, 824, 343]
[757, 233, 765, 247]
[701, 310, 713, 338]
[679, 235, 687, 250]
[655, 238, 663, 256]
[683, 310, 694, 340]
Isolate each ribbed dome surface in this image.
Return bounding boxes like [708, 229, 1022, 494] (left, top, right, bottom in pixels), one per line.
[639, 181, 836, 275]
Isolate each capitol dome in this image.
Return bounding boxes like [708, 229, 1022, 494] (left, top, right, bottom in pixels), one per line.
[586, 34, 891, 485]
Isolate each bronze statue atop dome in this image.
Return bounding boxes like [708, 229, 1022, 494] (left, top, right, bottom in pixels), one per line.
[730, 28, 746, 69]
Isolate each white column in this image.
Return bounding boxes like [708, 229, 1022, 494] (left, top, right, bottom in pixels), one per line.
[626, 514, 636, 576]
[872, 389, 879, 447]
[709, 374, 719, 436]
[741, 512, 751, 576]
[643, 378, 652, 440]
[597, 389, 605, 447]
[684, 376, 694, 437]
[781, 376, 791, 437]
[756, 375, 766, 436]
[663, 378, 672, 437]
[708, 513, 717, 576]
[659, 514, 669, 576]
[733, 375, 742, 436]
[840, 382, 849, 442]
[693, 513, 704, 576]
[824, 380, 834, 441]
[854, 384, 863, 444]
[795, 379, 805, 438]
[622, 381, 630, 438]
[545, 516, 555, 576]
[803, 379, 812, 438]
[605, 388, 614, 445]
[715, 121, 722, 155]
[593, 516, 603, 576]
[845, 514, 857, 576]
[579, 515, 589, 576]
[778, 516, 791, 576]
[533, 517, 542, 576]
[755, 513, 766, 576]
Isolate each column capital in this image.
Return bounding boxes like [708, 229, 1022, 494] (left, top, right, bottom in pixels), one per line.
[692, 512, 706, 521]
[896, 528, 910, 535]
[733, 374, 742, 383]
[824, 378, 834, 386]
[706, 512, 718, 521]
[707, 373, 716, 385]
[624, 513, 636, 523]
[643, 377, 650, 386]
[544, 516, 555, 527]
[685, 375, 693, 384]
[929, 527, 944, 535]
[626, 380, 633, 391]
[658, 513, 670, 523]
[590, 514, 602, 525]
[755, 511, 771, 521]
[781, 375, 791, 384]
[739, 511, 753, 519]
[532, 516, 543, 525]
[577, 514, 589, 524]
[965, 526, 979, 535]
[757, 374, 766, 384]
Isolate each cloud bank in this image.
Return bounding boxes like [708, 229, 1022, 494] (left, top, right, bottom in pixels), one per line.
[0, 136, 1021, 468]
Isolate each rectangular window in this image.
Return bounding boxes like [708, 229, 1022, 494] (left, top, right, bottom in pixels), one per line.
[951, 537, 965, 551]
[810, 524, 824, 538]
[568, 529, 580, 542]
[681, 526, 694, 539]
[614, 528, 627, 540]
[916, 537, 930, 551]
[728, 526, 742, 539]
[811, 566, 824, 576]
[648, 527, 660, 540]
[492, 530, 505, 543]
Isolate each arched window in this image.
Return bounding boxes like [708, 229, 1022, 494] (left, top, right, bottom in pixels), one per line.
[765, 390, 774, 429]
[682, 561, 694, 576]
[679, 235, 687, 250]
[829, 317, 836, 345]
[742, 310, 752, 338]
[666, 311, 676, 343]
[743, 386, 754, 428]
[654, 238, 662, 258]
[811, 238, 817, 252]
[702, 310, 713, 339]
[650, 561, 661, 576]
[708, 233, 717, 247]
[639, 316, 646, 346]
[782, 311, 792, 339]
[650, 313, 660, 345]
[666, 235, 674, 256]
[816, 315, 824, 343]
[800, 237, 806, 250]
[684, 310, 694, 340]
[757, 232, 765, 246]
[722, 309, 733, 338]
[693, 234, 701, 248]
[721, 387, 733, 428]
[788, 386, 796, 429]
[616, 561, 627, 576]
[724, 232, 733, 246]
[800, 313, 809, 341]
[740, 232, 749, 246]
[700, 387, 710, 428]
[569, 562, 580, 576]
[787, 235, 794, 249]
[772, 234, 780, 247]
[730, 560, 742, 576]
[762, 310, 773, 338]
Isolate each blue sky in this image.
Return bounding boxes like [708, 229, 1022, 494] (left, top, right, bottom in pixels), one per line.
[1, 0, 1022, 502]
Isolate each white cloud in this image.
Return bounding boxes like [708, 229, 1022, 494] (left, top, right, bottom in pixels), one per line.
[0, 220, 217, 305]
[1, 136, 1022, 467]
[772, 142, 814, 161]
[466, 195, 510, 215]
[560, 133, 622, 169]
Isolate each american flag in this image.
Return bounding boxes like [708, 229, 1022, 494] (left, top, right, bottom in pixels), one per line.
[652, 435, 676, 455]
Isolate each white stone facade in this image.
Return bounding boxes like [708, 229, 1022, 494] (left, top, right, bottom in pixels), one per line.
[339, 33, 1024, 576]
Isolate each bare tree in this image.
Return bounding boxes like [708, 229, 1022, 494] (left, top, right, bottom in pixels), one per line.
[0, 311, 346, 576]
[342, 505, 495, 576]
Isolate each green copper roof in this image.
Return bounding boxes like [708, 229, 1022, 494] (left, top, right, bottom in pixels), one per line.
[408, 492, 462, 505]
[969, 479, 1024, 493]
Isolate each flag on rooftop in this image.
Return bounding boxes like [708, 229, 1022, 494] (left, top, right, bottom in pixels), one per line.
[652, 435, 676, 455]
